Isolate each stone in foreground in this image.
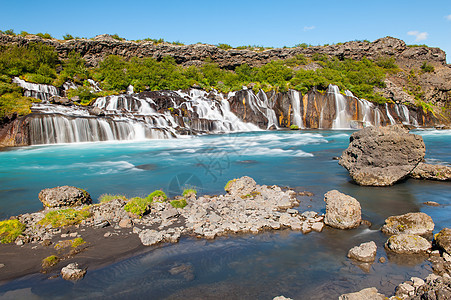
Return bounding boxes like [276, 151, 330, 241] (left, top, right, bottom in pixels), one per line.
[381, 212, 434, 236]
[385, 234, 431, 254]
[324, 190, 361, 229]
[339, 125, 425, 186]
[434, 228, 451, 254]
[61, 263, 86, 281]
[39, 186, 92, 208]
[347, 241, 377, 262]
[410, 162, 451, 181]
[339, 287, 385, 300]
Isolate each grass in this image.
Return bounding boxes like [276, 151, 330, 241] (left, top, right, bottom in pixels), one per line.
[42, 255, 59, 268]
[290, 125, 299, 130]
[0, 219, 25, 244]
[146, 190, 167, 202]
[39, 208, 91, 228]
[71, 237, 86, 248]
[124, 197, 151, 217]
[182, 189, 197, 197]
[170, 199, 187, 208]
[99, 194, 127, 203]
[224, 179, 237, 192]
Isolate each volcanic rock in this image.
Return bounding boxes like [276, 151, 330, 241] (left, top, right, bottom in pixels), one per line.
[435, 228, 451, 254]
[61, 263, 86, 280]
[410, 162, 451, 181]
[339, 125, 425, 186]
[385, 234, 431, 254]
[38, 186, 92, 208]
[338, 287, 385, 300]
[347, 241, 377, 262]
[381, 212, 434, 236]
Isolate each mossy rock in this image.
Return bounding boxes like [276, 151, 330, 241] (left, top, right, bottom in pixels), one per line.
[39, 186, 92, 208]
[434, 228, 451, 254]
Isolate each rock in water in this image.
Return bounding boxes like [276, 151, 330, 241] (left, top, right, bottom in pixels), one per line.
[435, 228, 451, 254]
[381, 212, 434, 236]
[347, 241, 377, 262]
[339, 287, 385, 300]
[385, 234, 431, 254]
[39, 186, 92, 208]
[61, 263, 86, 280]
[339, 125, 425, 186]
[410, 162, 451, 181]
[324, 190, 361, 229]
[224, 176, 257, 197]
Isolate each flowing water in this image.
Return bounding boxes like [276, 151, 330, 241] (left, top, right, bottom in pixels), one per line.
[0, 129, 450, 299]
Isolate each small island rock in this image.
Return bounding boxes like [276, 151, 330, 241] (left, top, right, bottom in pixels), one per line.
[434, 228, 451, 254]
[410, 162, 451, 181]
[347, 241, 377, 262]
[381, 212, 434, 236]
[339, 287, 385, 300]
[385, 234, 431, 254]
[61, 263, 86, 281]
[39, 186, 92, 208]
[324, 190, 361, 229]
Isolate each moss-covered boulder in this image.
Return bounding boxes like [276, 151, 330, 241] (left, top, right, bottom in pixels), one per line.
[381, 212, 434, 236]
[39, 186, 92, 208]
[434, 228, 451, 254]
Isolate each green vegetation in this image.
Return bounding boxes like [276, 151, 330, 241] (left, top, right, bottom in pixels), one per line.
[170, 198, 187, 208]
[123, 196, 151, 217]
[290, 124, 299, 130]
[182, 189, 197, 197]
[36, 32, 53, 39]
[217, 43, 232, 50]
[0, 219, 25, 243]
[71, 237, 86, 248]
[224, 179, 237, 192]
[420, 62, 434, 73]
[42, 255, 59, 268]
[110, 34, 124, 41]
[146, 190, 167, 202]
[99, 194, 127, 203]
[39, 208, 91, 228]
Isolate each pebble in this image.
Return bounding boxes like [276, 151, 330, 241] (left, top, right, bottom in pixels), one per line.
[104, 232, 112, 237]
[0, 264, 4, 269]
[379, 257, 386, 263]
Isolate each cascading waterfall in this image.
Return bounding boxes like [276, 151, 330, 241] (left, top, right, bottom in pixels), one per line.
[329, 85, 351, 129]
[12, 77, 59, 101]
[385, 103, 396, 125]
[290, 90, 304, 128]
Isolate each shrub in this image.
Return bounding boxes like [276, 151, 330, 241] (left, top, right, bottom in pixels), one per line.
[36, 32, 53, 39]
[420, 62, 434, 73]
[42, 255, 59, 268]
[146, 190, 167, 202]
[170, 199, 187, 208]
[123, 197, 151, 217]
[295, 43, 309, 49]
[0, 92, 38, 118]
[99, 194, 127, 203]
[0, 219, 25, 243]
[39, 208, 91, 228]
[63, 34, 74, 40]
[217, 43, 232, 50]
[110, 34, 124, 41]
[71, 237, 86, 248]
[290, 124, 299, 130]
[182, 189, 197, 197]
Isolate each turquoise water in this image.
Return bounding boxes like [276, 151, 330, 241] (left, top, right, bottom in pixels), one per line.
[0, 129, 450, 299]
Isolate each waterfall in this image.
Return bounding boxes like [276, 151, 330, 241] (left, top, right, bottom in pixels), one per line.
[12, 77, 59, 101]
[290, 90, 304, 128]
[385, 103, 396, 125]
[329, 85, 351, 129]
[357, 99, 374, 127]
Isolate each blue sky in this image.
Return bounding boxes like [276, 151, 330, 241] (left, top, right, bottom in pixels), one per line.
[1, 0, 450, 62]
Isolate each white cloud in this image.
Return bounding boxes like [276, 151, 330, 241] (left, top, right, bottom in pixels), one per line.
[446, 14, 451, 21]
[407, 31, 429, 42]
[303, 26, 315, 31]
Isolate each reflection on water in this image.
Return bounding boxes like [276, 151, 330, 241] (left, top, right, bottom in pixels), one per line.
[0, 130, 449, 299]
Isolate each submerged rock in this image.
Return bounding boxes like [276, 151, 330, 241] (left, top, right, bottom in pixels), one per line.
[435, 228, 451, 254]
[410, 162, 451, 181]
[381, 212, 434, 236]
[385, 234, 431, 254]
[323, 190, 361, 229]
[338, 287, 385, 300]
[339, 125, 425, 186]
[38, 186, 92, 208]
[61, 263, 86, 281]
[347, 241, 377, 262]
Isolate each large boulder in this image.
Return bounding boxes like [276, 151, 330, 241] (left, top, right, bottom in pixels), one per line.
[324, 190, 361, 229]
[39, 186, 92, 208]
[410, 162, 451, 181]
[381, 212, 434, 236]
[339, 125, 425, 186]
[347, 241, 377, 262]
[339, 287, 385, 300]
[385, 234, 431, 254]
[224, 176, 257, 197]
[435, 228, 451, 254]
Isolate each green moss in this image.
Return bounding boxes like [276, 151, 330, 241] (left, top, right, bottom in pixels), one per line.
[123, 197, 151, 217]
[39, 208, 91, 228]
[290, 124, 299, 130]
[182, 189, 197, 197]
[170, 199, 187, 208]
[99, 194, 127, 203]
[0, 219, 25, 244]
[224, 179, 237, 192]
[71, 237, 86, 248]
[146, 190, 167, 202]
[42, 255, 59, 268]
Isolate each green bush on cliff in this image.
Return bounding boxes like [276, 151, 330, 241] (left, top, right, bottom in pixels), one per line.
[170, 199, 187, 208]
[99, 194, 127, 203]
[123, 197, 151, 217]
[146, 190, 167, 202]
[0, 92, 39, 118]
[0, 219, 25, 243]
